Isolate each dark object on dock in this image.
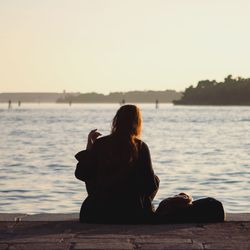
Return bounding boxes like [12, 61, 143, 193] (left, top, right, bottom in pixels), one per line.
[156, 197, 225, 223]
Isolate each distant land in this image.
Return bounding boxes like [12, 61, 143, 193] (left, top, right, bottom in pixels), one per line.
[174, 75, 250, 105]
[0, 90, 182, 103]
[57, 90, 182, 103]
[0, 92, 79, 103]
[2, 75, 250, 105]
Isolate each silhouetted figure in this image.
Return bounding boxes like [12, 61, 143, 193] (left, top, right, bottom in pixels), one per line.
[75, 105, 225, 224]
[75, 105, 159, 223]
[121, 99, 125, 105]
[18, 100, 21, 107]
[8, 100, 12, 109]
[155, 99, 159, 109]
[69, 101, 72, 106]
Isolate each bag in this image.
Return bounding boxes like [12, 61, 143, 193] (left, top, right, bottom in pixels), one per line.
[188, 197, 225, 222]
[156, 193, 193, 216]
[155, 195, 225, 223]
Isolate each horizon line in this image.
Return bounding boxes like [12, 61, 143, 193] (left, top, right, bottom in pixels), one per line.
[0, 89, 183, 95]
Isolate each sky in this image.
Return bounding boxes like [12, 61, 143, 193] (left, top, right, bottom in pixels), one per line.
[0, 0, 250, 93]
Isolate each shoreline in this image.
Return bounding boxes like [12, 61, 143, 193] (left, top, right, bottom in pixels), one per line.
[1, 213, 249, 249]
[1, 213, 250, 222]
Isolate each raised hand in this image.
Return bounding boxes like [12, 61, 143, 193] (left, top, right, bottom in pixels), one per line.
[86, 129, 102, 150]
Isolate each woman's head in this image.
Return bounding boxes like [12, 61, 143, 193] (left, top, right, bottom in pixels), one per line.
[111, 104, 142, 139]
[110, 105, 142, 164]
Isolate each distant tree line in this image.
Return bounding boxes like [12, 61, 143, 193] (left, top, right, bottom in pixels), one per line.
[173, 75, 250, 105]
[56, 90, 182, 103]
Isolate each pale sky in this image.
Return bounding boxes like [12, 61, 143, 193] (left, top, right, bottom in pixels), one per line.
[0, 0, 250, 93]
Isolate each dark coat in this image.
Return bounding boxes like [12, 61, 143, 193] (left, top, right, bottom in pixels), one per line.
[75, 135, 159, 223]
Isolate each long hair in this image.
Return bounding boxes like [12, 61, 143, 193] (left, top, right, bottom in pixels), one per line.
[111, 105, 142, 163]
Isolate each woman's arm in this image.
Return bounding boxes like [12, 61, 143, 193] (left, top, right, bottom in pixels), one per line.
[74, 129, 101, 182]
[75, 150, 94, 181]
[138, 142, 160, 198]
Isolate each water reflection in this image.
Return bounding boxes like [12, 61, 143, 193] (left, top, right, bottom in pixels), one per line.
[0, 103, 249, 213]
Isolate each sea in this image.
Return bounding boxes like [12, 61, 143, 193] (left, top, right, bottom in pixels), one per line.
[0, 103, 249, 214]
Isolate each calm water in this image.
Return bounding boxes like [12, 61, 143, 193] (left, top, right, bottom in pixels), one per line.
[0, 103, 249, 214]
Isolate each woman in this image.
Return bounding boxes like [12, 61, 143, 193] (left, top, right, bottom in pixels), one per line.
[75, 105, 159, 223]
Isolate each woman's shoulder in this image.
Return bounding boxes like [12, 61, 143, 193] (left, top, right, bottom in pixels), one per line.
[135, 138, 149, 151]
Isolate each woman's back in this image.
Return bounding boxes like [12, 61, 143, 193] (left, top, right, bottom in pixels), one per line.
[90, 136, 135, 197]
[75, 135, 159, 223]
[75, 105, 159, 223]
